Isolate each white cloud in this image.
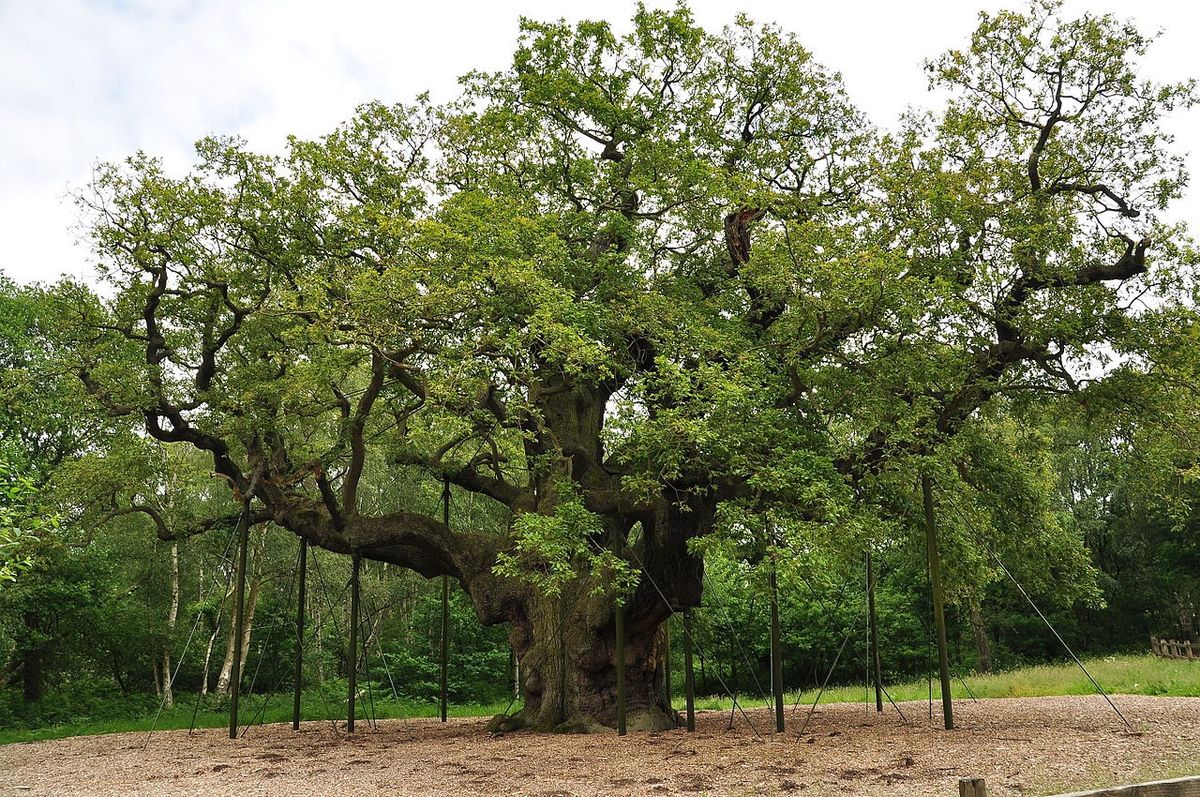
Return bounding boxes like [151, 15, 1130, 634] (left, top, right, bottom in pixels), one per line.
[1, 0, 1195, 285]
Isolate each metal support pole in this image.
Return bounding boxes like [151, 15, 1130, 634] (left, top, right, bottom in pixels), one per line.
[615, 600, 626, 736]
[292, 537, 308, 730]
[440, 478, 450, 723]
[228, 500, 251, 740]
[439, 575, 449, 722]
[664, 615, 672, 711]
[867, 548, 884, 713]
[348, 553, 360, 733]
[923, 474, 954, 730]
[683, 610, 696, 732]
[769, 558, 785, 733]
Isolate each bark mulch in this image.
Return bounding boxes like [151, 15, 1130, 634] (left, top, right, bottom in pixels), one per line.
[2, 696, 1198, 796]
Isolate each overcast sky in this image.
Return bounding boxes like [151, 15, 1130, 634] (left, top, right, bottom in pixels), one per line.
[1, 0, 1196, 286]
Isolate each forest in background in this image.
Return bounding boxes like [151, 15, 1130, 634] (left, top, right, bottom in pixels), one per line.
[2, 0, 1199, 735]
[2, 267, 1196, 731]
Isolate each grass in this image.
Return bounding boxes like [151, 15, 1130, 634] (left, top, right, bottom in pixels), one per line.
[0, 692, 515, 745]
[1, 654, 1195, 745]
[678, 654, 1200, 713]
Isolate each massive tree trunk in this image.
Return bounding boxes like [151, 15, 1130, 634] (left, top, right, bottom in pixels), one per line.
[489, 501, 708, 732]
[505, 587, 671, 732]
[130, 337, 725, 732]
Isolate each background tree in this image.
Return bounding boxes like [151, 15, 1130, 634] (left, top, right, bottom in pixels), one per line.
[0, 278, 110, 704]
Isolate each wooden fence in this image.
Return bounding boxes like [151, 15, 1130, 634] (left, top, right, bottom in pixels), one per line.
[961, 775, 1200, 797]
[1151, 636, 1196, 660]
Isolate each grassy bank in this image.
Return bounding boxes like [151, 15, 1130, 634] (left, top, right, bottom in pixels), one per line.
[685, 653, 1200, 712]
[0, 692, 514, 745]
[2, 654, 1195, 745]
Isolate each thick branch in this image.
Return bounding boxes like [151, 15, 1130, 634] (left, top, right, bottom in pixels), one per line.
[842, 237, 1153, 479]
[1027, 68, 1064, 192]
[723, 208, 782, 329]
[945, 236, 1152, 431]
[342, 351, 389, 513]
[392, 450, 527, 509]
[1046, 181, 1139, 218]
[99, 504, 271, 542]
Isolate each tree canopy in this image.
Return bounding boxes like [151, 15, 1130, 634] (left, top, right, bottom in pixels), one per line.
[35, 0, 1200, 731]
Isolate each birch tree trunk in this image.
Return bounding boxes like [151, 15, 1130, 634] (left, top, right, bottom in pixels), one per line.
[201, 573, 233, 696]
[215, 532, 265, 695]
[201, 624, 220, 696]
[162, 541, 180, 708]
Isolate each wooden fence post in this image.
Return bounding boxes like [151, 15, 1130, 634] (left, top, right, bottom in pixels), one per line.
[959, 777, 986, 797]
[867, 548, 884, 714]
[664, 615, 672, 710]
[440, 478, 451, 723]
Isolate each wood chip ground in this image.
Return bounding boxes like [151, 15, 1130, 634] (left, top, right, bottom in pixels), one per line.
[2, 696, 1198, 796]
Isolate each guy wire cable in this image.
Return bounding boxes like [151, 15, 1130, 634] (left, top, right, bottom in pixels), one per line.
[147, 521, 239, 747]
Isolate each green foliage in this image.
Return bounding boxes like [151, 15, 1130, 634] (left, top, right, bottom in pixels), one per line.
[0, 459, 55, 585]
[3, 0, 1200, 737]
[494, 486, 637, 601]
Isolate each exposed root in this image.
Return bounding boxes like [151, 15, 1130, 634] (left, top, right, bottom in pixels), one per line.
[487, 710, 527, 734]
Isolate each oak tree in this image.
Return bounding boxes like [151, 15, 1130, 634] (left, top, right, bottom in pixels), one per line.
[61, 2, 1194, 730]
